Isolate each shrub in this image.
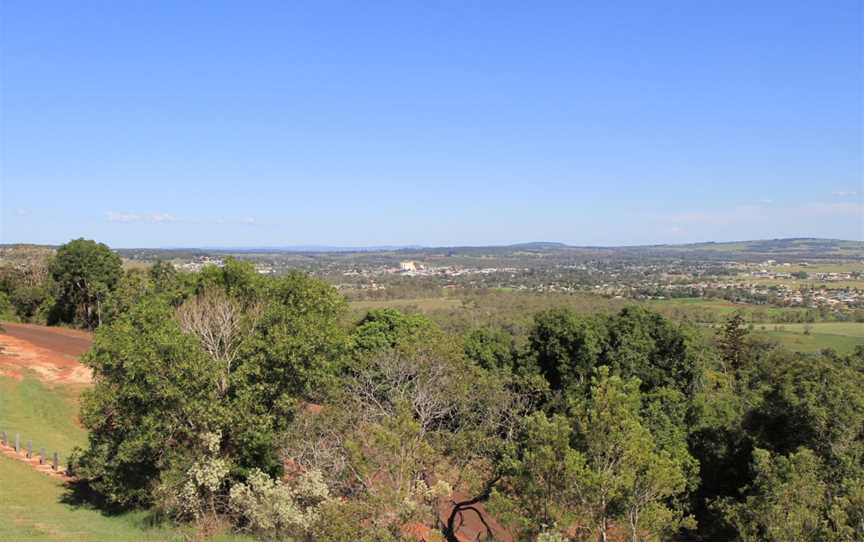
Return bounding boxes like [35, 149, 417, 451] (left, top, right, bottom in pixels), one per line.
[229, 468, 331, 540]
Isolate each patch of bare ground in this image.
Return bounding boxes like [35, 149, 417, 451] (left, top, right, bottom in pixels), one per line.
[0, 323, 93, 384]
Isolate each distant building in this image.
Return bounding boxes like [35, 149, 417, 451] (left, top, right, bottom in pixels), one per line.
[400, 261, 417, 272]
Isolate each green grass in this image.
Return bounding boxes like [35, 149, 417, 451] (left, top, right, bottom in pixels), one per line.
[0, 455, 252, 541]
[750, 322, 864, 354]
[0, 375, 87, 458]
[696, 322, 863, 354]
[645, 298, 814, 323]
[753, 330, 864, 354]
[0, 373, 254, 541]
[760, 322, 864, 337]
[349, 297, 464, 312]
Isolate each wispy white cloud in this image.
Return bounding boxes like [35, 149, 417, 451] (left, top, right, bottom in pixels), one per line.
[149, 212, 178, 223]
[106, 211, 262, 226]
[106, 211, 142, 223]
[14, 208, 29, 216]
[832, 190, 861, 198]
[106, 211, 179, 223]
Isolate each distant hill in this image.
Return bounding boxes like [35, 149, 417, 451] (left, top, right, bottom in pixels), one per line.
[506, 242, 569, 250]
[620, 238, 863, 259]
[3, 238, 861, 262]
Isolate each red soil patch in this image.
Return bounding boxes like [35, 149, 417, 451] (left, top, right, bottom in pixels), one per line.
[2, 322, 92, 357]
[438, 495, 514, 542]
[0, 322, 93, 384]
[400, 521, 437, 541]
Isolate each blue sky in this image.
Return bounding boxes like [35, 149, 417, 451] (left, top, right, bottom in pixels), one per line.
[1, 1, 861, 248]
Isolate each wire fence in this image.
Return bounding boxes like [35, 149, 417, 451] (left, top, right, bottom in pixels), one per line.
[0, 430, 65, 473]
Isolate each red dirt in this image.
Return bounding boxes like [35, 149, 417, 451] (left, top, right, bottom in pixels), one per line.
[400, 522, 437, 541]
[0, 322, 93, 384]
[438, 494, 514, 542]
[1, 322, 92, 357]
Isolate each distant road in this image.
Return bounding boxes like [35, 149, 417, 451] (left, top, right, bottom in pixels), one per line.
[0, 322, 92, 357]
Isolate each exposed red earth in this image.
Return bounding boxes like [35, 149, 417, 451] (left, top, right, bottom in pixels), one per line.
[438, 494, 514, 542]
[0, 322, 93, 384]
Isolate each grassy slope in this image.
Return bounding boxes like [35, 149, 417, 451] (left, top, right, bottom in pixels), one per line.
[0, 372, 252, 541]
[0, 455, 251, 542]
[1, 456, 174, 542]
[0, 376, 87, 458]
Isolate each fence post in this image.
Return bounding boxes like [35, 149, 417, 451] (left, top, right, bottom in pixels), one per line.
[1, 431, 5, 446]
[39, 448, 45, 465]
[52, 452, 59, 471]
[14, 433, 19, 453]
[27, 440, 32, 459]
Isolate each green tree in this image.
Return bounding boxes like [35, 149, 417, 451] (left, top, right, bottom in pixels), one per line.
[720, 448, 828, 542]
[72, 270, 350, 508]
[528, 308, 606, 393]
[196, 257, 262, 303]
[352, 308, 439, 353]
[149, 259, 191, 306]
[50, 238, 122, 328]
[102, 269, 153, 324]
[9, 285, 52, 321]
[575, 368, 690, 542]
[72, 297, 221, 506]
[501, 368, 691, 541]
[503, 412, 587, 533]
[0, 291, 14, 320]
[717, 314, 749, 373]
[602, 307, 699, 396]
[464, 326, 518, 373]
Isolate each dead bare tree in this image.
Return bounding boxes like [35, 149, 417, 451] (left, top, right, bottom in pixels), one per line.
[349, 349, 457, 435]
[177, 289, 253, 396]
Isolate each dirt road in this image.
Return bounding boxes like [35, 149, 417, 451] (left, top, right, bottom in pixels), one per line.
[0, 322, 92, 383]
[1, 322, 92, 357]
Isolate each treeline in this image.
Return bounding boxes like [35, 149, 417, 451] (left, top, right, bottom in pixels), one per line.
[6, 240, 862, 541]
[0, 239, 124, 328]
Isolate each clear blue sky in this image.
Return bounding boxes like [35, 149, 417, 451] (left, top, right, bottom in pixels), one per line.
[1, 1, 861, 248]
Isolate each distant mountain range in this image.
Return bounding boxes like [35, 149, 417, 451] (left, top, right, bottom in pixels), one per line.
[3, 238, 862, 260]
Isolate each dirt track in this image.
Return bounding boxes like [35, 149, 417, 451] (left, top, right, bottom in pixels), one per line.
[0, 322, 92, 384]
[1, 322, 92, 357]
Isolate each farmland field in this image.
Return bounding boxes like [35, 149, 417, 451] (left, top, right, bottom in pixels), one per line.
[759, 322, 864, 337]
[753, 330, 863, 353]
